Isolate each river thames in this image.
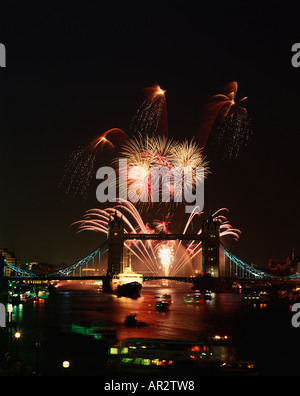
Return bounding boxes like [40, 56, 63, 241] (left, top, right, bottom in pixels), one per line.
[3, 281, 300, 376]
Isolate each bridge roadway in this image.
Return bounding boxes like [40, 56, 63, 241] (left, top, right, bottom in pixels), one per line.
[124, 233, 202, 240]
[6, 275, 195, 282]
[6, 275, 299, 289]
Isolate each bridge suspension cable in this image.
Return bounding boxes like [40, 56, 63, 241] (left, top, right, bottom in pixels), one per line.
[286, 272, 300, 280]
[221, 245, 276, 279]
[47, 240, 108, 276]
[5, 263, 39, 277]
[4, 240, 108, 278]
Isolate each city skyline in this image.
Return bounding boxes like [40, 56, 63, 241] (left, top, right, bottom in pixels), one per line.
[0, 2, 299, 270]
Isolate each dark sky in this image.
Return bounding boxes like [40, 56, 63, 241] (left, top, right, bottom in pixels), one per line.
[0, 1, 299, 269]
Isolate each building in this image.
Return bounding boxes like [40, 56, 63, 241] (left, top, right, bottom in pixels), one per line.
[123, 248, 132, 271]
[268, 257, 291, 277]
[30, 262, 55, 275]
[290, 249, 300, 274]
[0, 248, 20, 277]
[268, 248, 300, 276]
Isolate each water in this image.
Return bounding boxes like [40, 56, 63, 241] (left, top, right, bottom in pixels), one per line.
[3, 282, 300, 376]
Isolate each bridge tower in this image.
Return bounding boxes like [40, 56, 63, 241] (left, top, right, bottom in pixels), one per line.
[202, 213, 220, 277]
[107, 212, 124, 276]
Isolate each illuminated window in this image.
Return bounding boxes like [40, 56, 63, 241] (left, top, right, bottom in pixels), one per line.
[133, 358, 144, 365]
[121, 358, 133, 364]
[190, 345, 200, 351]
[151, 359, 160, 366]
[142, 359, 151, 366]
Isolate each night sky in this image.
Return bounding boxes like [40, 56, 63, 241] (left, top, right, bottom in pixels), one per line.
[0, 1, 299, 269]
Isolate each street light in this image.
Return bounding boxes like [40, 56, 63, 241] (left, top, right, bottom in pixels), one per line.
[14, 331, 21, 361]
[62, 360, 70, 369]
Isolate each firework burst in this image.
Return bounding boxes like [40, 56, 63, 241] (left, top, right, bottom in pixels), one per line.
[198, 81, 251, 157]
[157, 243, 174, 276]
[214, 101, 252, 158]
[130, 85, 168, 137]
[118, 133, 210, 206]
[60, 128, 128, 198]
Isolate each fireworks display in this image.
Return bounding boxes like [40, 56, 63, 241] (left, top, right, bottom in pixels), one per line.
[63, 82, 249, 275]
[158, 243, 174, 276]
[214, 100, 252, 159]
[130, 85, 168, 137]
[198, 81, 251, 158]
[60, 128, 128, 198]
[119, 133, 210, 206]
[72, 200, 241, 276]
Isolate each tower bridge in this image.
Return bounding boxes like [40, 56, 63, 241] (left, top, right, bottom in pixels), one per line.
[1, 212, 299, 288]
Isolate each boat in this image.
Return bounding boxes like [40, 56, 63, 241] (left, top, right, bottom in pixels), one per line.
[108, 337, 256, 375]
[204, 290, 212, 300]
[124, 314, 147, 327]
[9, 293, 20, 305]
[71, 321, 117, 343]
[125, 314, 138, 327]
[116, 281, 142, 299]
[108, 338, 209, 372]
[244, 292, 262, 302]
[184, 295, 196, 303]
[183, 292, 201, 303]
[20, 292, 32, 303]
[162, 294, 172, 303]
[156, 301, 169, 312]
[37, 289, 50, 299]
[111, 266, 143, 298]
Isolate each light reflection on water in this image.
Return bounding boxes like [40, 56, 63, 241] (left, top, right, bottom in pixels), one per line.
[11, 283, 245, 342]
[7, 281, 300, 375]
